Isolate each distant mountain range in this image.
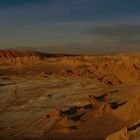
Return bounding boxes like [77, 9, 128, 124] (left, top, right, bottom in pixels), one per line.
[14, 43, 140, 55]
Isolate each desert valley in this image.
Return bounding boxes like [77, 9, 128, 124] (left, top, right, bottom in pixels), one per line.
[0, 50, 140, 140]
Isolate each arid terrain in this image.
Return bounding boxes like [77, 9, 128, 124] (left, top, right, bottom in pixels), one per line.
[1, 50, 140, 140]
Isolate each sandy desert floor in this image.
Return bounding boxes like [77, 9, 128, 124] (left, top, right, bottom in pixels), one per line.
[1, 50, 140, 140]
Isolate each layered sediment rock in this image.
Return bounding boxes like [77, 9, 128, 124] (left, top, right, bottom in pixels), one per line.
[0, 49, 45, 65]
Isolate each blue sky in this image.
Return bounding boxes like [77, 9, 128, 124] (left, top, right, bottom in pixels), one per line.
[0, 0, 140, 52]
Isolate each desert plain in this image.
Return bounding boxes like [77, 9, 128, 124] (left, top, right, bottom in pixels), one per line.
[0, 50, 140, 140]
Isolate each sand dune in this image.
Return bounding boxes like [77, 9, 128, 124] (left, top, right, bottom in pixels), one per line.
[106, 96, 140, 140]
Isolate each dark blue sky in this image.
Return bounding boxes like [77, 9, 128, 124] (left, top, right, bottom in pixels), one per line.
[0, 0, 140, 52]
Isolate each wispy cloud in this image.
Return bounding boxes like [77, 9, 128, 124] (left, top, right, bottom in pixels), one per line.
[86, 24, 140, 43]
